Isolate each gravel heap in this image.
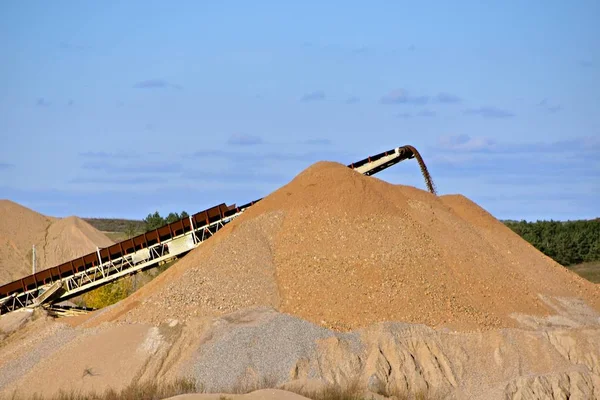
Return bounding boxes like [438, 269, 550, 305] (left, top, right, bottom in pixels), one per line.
[92, 161, 600, 331]
[186, 307, 361, 392]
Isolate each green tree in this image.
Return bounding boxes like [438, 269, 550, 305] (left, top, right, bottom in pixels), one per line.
[504, 219, 600, 266]
[124, 222, 137, 239]
[144, 211, 165, 232]
[165, 212, 180, 224]
[143, 210, 193, 232]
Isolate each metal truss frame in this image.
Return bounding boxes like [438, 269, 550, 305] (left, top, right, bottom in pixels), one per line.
[0, 213, 242, 314]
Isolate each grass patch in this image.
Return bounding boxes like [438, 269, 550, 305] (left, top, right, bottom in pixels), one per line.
[4, 377, 439, 400]
[292, 384, 364, 400]
[567, 261, 600, 283]
[230, 375, 279, 394]
[103, 232, 131, 242]
[5, 378, 197, 400]
[287, 379, 434, 400]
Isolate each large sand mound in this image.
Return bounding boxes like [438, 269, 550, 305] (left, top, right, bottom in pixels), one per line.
[90, 161, 599, 331]
[43, 216, 114, 269]
[0, 200, 114, 285]
[2, 162, 600, 399]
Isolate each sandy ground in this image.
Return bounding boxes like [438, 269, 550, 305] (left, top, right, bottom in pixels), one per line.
[0, 200, 113, 285]
[1, 306, 599, 400]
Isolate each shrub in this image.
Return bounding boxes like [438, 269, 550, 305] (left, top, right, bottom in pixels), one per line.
[81, 278, 133, 309]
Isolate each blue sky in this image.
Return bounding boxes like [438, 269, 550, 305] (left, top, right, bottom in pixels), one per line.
[0, 1, 598, 221]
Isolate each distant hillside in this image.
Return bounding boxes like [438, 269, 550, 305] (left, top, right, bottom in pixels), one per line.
[84, 210, 189, 241]
[83, 218, 145, 241]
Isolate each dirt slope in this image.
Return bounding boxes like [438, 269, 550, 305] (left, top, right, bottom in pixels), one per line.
[2, 307, 599, 400]
[0, 200, 114, 285]
[43, 216, 114, 269]
[91, 161, 599, 331]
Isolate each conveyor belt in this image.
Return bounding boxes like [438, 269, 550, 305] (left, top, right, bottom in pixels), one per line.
[0, 145, 432, 314]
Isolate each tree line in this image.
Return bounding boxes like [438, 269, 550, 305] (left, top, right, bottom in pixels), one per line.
[504, 219, 600, 266]
[143, 210, 190, 232]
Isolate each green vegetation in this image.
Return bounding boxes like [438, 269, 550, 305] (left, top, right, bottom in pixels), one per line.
[78, 259, 180, 309]
[81, 278, 133, 309]
[565, 261, 600, 284]
[503, 219, 600, 283]
[144, 210, 189, 232]
[124, 222, 138, 239]
[103, 232, 129, 242]
[504, 219, 600, 266]
[85, 210, 191, 237]
[101, 221, 139, 241]
[86, 210, 191, 235]
[83, 218, 145, 235]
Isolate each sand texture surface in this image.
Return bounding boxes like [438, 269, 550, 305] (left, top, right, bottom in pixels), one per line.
[1, 307, 599, 400]
[0, 200, 113, 285]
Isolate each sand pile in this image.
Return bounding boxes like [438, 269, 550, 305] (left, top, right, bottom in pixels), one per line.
[3, 162, 600, 399]
[43, 216, 114, 269]
[0, 200, 114, 285]
[91, 161, 600, 331]
[0, 200, 52, 284]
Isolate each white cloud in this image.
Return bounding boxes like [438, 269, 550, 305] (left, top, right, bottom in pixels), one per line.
[437, 135, 496, 152]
